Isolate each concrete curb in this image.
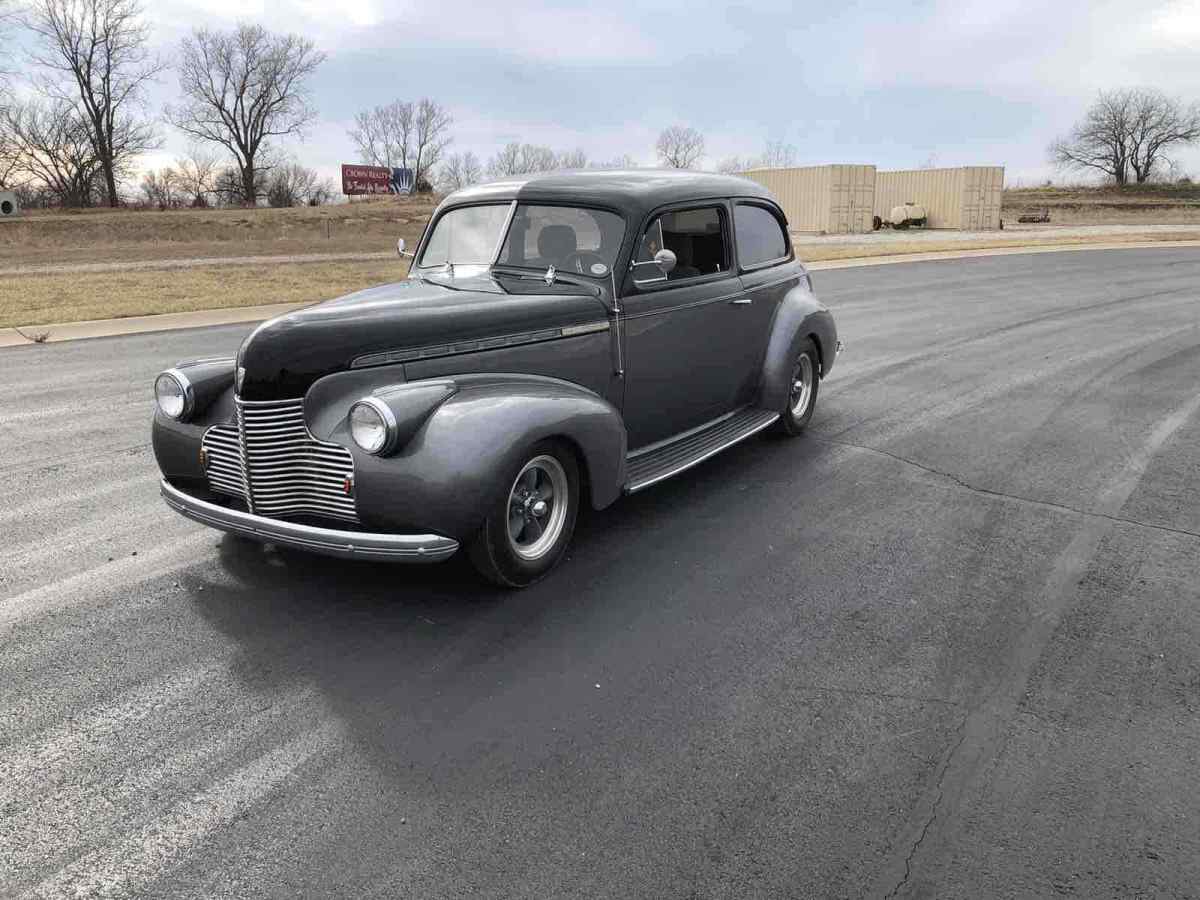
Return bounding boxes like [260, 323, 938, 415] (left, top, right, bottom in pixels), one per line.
[3, 239, 1197, 348]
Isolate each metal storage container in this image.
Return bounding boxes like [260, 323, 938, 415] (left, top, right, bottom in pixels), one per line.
[873, 166, 1004, 230]
[741, 165, 876, 234]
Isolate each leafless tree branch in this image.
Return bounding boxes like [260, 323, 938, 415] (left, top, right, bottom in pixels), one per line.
[656, 125, 704, 169]
[23, 0, 163, 206]
[167, 23, 326, 204]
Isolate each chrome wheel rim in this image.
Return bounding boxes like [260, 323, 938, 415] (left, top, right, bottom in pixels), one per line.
[790, 354, 814, 416]
[506, 455, 569, 561]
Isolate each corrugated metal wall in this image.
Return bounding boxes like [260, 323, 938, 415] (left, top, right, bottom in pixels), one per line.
[874, 166, 1005, 229]
[742, 165, 876, 233]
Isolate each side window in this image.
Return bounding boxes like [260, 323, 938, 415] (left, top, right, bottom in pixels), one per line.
[735, 203, 789, 269]
[632, 206, 728, 285]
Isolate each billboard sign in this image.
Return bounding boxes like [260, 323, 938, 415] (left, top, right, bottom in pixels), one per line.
[390, 167, 414, 193]
[341, 164, 391, 195]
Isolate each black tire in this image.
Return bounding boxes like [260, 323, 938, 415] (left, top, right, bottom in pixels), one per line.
[774, 338, 820, 437]
[468, 440, 580, 588]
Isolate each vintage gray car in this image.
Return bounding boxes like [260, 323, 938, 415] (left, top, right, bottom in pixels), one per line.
[153, 170, 840, 586]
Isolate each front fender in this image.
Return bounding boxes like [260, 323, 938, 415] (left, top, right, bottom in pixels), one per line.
[339, 374, 627, 541]
[758, 284, 838, 413]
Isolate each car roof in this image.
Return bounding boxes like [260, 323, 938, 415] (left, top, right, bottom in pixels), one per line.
[441, 169, 779, 221]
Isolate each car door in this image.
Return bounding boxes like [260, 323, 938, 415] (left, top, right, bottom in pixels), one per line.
[733, 200, 799, 374]
[619, 203, 763, 449]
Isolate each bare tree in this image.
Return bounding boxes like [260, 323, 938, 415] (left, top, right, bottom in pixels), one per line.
[1051, 89, 1200, 185]
[757, 140, 797, 169]
[24, 0, 163, 206]
[1, 97, 101, 206]
[488, 142, 557, 177]
[1125, 89, 1200, 183]
[0, 0, 16, 89]
[591, 154, 638, 170]
[656, 125, 704, 169]
[555, 148, 588, 169]
[140, 166, 182, 208]
[175, 146, 218, 207]
[716, 156, 747, 174]
[348, 100, 414, 169]
[410, 98, 452, 191]
[437, 150, 482, 192]
[169, 24, 326, 205]
[266, 161, 323, 207]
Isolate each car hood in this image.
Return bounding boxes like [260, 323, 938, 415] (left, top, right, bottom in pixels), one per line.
[236, 272, 608, 401]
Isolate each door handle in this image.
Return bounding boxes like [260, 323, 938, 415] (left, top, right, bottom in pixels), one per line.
[730, 297, 752, 305]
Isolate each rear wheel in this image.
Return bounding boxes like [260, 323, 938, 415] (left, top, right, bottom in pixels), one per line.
[774, 338, 820, 436]
[468, 441, 580, 587]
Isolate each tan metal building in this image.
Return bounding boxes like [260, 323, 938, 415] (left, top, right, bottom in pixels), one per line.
[742, 165, 876, 234]
[874, 166, 1004, 230]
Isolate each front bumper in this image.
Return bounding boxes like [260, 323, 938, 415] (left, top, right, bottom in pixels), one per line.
[161, 479, 460, 563]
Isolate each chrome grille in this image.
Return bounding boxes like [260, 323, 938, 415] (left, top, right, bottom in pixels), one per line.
[201, 398, 358, 523]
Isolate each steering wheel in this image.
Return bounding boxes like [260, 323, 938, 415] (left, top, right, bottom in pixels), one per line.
[561, 251, 609, 276]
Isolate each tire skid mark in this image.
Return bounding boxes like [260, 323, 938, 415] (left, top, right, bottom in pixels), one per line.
[0, 531, 211, 631]
[821, 322, 1200, 445]
[18, 721, 340, 900]
[1, 686, 325, 889]
[827, 283, 1192, 394]
[0, 662, 225, 805]
[0, 472, 155, 525]
[4, 492, 171, 572]
[874, 388, 1200, 897]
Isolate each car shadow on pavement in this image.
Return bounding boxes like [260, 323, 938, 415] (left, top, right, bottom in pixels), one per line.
[182, 431, 828, 770]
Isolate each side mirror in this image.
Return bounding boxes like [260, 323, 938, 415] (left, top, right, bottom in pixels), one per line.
[654, 248, 677, 275]
[397, 237, 414, 259]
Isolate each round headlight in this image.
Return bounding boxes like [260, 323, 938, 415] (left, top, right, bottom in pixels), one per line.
[349, 398, 397, 455]
[154, 369, 193, 420]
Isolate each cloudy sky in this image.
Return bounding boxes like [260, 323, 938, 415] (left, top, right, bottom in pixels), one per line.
[15, 0, 1200, 185]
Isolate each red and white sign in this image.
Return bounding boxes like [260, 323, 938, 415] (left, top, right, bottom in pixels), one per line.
[341, 164, 391, 195]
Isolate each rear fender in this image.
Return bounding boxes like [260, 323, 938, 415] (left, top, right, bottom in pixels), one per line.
[758, 284, 838, 412]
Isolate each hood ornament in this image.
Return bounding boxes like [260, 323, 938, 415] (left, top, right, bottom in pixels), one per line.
[235, 366, 245, 395]
[543, 264, 556, 286]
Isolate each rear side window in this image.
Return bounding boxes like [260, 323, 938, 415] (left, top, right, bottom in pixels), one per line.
[632, 206, 728, 285]
[735, 203, 789, 268]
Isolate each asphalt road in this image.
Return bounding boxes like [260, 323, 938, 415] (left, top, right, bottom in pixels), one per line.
[2, 248, 1198, 899]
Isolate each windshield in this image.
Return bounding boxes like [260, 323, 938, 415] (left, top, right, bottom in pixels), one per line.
[418, 204, 511, 270]
[418, 203, 625, 278]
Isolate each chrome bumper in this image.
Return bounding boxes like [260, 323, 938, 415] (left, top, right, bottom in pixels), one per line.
[161, 479, 459, 563]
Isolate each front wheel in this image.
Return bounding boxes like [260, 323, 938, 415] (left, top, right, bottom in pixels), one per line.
[774, 338, 820, 436]
[468, 441, 580, 588]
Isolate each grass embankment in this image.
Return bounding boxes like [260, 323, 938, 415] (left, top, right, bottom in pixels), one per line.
[0, 196, 433, 327]
[0, 260, 410, 327]
[1002, 183, 1200, 224]
[0, 195, 437, 267]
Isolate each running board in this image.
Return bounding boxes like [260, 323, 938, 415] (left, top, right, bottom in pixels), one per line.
[625, 408, 780, 493]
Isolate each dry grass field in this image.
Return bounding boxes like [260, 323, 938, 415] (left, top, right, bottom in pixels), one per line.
[1002, 182, 1200, 225]
[1, 186, 1198, 329]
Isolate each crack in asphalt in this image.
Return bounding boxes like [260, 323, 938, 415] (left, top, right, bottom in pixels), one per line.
[814, 436, 1200, 544]
[883, 710, 971, 899]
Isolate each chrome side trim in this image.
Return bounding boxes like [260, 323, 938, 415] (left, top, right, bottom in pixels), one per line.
[161, 480, 459, 563]
[560, 321, 611, 337]
[351, 322, 609, 369]
[626, 412, 780, 493]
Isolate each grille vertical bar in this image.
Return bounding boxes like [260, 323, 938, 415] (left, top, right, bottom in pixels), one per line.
[201, 397, 358, 523]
